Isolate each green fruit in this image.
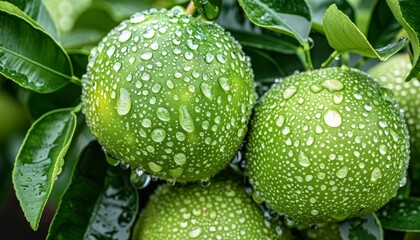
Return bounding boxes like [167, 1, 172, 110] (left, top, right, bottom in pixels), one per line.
[245, 66, 409, 223]
[369, 54, 420, 158]
[132, 175, 290, 239]
[82, 8, 256, 182]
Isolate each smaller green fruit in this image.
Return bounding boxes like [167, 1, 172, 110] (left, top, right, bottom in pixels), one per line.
[369, 53, 420, 157]
[132, 175, 290, 239]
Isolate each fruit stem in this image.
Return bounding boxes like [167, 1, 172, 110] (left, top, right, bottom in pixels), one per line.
[321, 50, 339, 68]
[186, 1, 196, 15]
[302, 43, 314, 71]
[70, 76, 82, 86]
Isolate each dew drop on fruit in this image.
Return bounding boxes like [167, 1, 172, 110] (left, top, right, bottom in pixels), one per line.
[113, 62, 121, 71]
[148, 162, 163, 173]
[306, 135, 314, 146]
[298, 150, 311, 167]
[117, 88, 131, 116]
[321, 79, 343, 92]
[106, 46, 115, 57]
[130, 169, 151, 189]
[169, 168, 183, 178]
[200, 178, 211, 188]
[118, 30, 132, 42]
[371, 167, 382, 182]
[283, 86, 297, 100]
[205, 52, 214, 63]
[252, 191, 264, 204]
[189, 227, 203, 238]
[156, 107, 170, 121]
[324, 109, 342, 127]
[333, 93, 343, 104]
[336, 166, 348, 178]
[310, 84, 323, 93]
[200, 82, 213, 99]
[218, 77, 230, 91]
[143, 28, 155, 39]
[364, 103, 373, 112]
[130, 13, 146, 23]
[310, 209, 319, 216]
[187, 39, 198, 50]
[142, 118, 152, 128]
[174, 153, 187, 165]
[151, 128, 166, 142]
[216, 53, 227, 64]
[179, 105, 195, 132]
[140, 52, 153, 60]
[379, 144, 388, 155]
[276, 115, 285, 127]
[378, 120, 387, 128]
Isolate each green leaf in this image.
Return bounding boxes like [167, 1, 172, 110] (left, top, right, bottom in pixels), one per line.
[0, 1, 73, 93]
[194, 0, 222, 21]
[339, 214, 384, 240]
[237, 0, 312, 46]
[405, 232, 420, 240]
[367, 0, 401, 49]
[386, 0, 420, 81]
[377, 198, 420, 232]
[309, 0, 355, 33]
[5, 0, 59, 40]
[323, 4, 407, 61]
[47, 142, 139, 239]
[12, 108, 77, 230]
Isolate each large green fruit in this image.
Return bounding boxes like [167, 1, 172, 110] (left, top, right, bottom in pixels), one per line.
[369, 54, 420, 158]
[245, 66, 409, 223]
[82, 8, 256, 182]
[132, 175, 290, 239]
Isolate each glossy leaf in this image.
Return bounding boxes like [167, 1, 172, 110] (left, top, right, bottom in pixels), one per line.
[5, 0, 59, 40]
[47, 142, 139, 239]
[309, 0, 355, 33]
[339, 214, 384, 240]
[323, 4, 407, 61]
[0, 2, 73, 93]
[12, 108, 77, 230]
[194, 0, 222, 21]
[367, 0, 401, 49]
[377, 198, 420, 232]
[386, 0, 420, 80]
[237, 0, 311, 45]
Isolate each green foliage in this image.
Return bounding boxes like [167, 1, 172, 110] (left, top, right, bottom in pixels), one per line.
[0, 0, 419, 239]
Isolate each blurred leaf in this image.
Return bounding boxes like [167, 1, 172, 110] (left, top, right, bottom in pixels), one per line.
[323, 4, 407, 60]
[0, 2, 73, 93]
[5, 0, 59, 40]
[12, 108, 77, 230]
[237, 0, 312, 46]
[386, 0, 420, 81]
[377, 198, 420, 232]
[339, 214, 384, 240]
[47, 142, 139, 240]
[367, 0, 401, 49]
[308, 0, 355, 33]
[405, 232, 420, 240]
[62, 29, 105, 50]
[0, 90, 26, 142]
[194, 0, 222, 21]
[68, 50, 89, 79]
[25, 83, 81, 120]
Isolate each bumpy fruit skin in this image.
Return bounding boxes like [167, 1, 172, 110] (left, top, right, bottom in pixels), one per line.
[369, 54, 420, 158]
[132, 175, 290, 239]
[82, 8, 256, 182]
[245, 66, 409, 223]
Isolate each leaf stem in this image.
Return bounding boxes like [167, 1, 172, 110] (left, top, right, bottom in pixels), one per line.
[321, 50, 339, 68]
[303, 43, 314, 71]
[186, 1, 196, 15]
[70, 76, 82, 86]
[72, 102, 84, 113]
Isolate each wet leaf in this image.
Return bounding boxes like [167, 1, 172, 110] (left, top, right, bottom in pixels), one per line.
[309, 0, 355, 33]
[12, 108, 77, 230]
[194, 0, 222, 21]
[339, 214, 383, 240]
[377, 198, 420, 232]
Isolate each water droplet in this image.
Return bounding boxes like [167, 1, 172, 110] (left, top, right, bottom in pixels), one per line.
[169, 168, 183, 178]
[336, 166, 348, 178]
[184, 52, 194, 60]
[354, 93, 362, 100]
[151, 128, 166, 142]
[310, 84, 323, 93]
[333, 93, 343, 104]
[216, 53, 226, 63]
[156, 107, 170, 121]
[298, 151, 310, 167]
[306, 135, 314, 146]
[150, 41, 159, 50]
[106, 46, 115, 57]
[218, 77, 230, 91]
[378, 120, 387, 128]
[142, 118, 151, 128]
[276, 115, 285, 127]
[176, 131, 186, 141]
[189, 227, 203, 238]
[324, 109, 342, 127]
[117, 88, 131, 116]
[200, 82, 212, 99]
[364, 103, 373, 111]
[174, 153, 187, 165]
[166, 80, 174, 89]
[371, 167, 382, 182]
[205, 53, 214, 63]
[119, 30, 131, 42]
[143, 28, 155, 39]
[315, 125, 324, 134]
[179, 105, 195, 132]
[283, 86, 297, 100]
[379, 144, 388, 155]
[187, 39, 198, 50]
[113, 62, 121, 71]
[311, 209, 319, 216]
[130, 13, 146, 23]
[148, 162, 162, 173]
[130, 169, 151, 189]
[140, 52, 153, 60]
[321, 79, 343, 92]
